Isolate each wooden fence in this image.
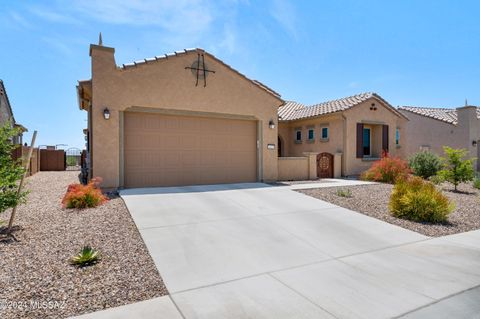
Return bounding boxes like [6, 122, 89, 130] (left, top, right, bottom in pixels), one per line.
[11, 146, 40, 176]
[40, 149, 66, 171]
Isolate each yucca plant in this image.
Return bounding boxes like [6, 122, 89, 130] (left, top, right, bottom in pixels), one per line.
[70, 246, 100, 267]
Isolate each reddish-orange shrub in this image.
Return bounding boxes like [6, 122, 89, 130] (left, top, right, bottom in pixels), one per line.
[62, 177, 108, 209]
[360, 152, 411, 184]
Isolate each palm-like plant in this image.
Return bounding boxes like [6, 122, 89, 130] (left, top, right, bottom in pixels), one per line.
[70, 246, 100, 267]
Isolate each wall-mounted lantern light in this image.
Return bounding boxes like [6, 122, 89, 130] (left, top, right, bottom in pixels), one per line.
[473, 140, 478, 147]
[103, 108, 110, 120]
[269, 119, 275, 129]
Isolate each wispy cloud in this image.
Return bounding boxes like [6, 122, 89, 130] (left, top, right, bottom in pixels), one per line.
[28, 6, 81, 25]
[348, 81, 359, 88]
[70, 0, 213, 32]
[218, 25, 237, 54]
[270, 0, 298, 40]
[7, 11, 33, 29]
[41, 36, 74, 56]
[15, 0, 248, 56]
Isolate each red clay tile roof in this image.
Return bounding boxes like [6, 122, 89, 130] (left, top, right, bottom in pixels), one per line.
[398, 106, 480, 125]
[278, 101, 305, 120]
[279, 92, 405, 121]
[120, 48, 283, 101]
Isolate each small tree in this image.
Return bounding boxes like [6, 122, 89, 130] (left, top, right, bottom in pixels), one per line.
[437, 146, 475, 191]
[0, 125, 28, 216]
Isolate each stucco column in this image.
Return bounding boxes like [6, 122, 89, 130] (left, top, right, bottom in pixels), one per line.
[334, 153, 343, 178]
[303, 152, 319, 180]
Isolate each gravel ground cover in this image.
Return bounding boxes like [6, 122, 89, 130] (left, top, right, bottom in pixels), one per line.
[0, 171, 168, 319]
[299, 182, 480, 237]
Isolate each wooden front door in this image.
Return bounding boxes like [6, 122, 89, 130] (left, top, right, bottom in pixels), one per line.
[317, 152, 334, 178]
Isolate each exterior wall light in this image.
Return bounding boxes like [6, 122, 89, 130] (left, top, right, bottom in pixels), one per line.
[103, 108, 110, 120]
[473, 140, 478, 147]
[269, 119, 275, 129]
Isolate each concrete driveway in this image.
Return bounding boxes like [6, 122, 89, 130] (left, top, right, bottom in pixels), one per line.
[105, 182, 480, 319]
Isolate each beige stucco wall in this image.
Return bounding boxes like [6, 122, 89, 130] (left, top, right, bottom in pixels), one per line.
[88, 45, 282, 188]
[278, 157, 309, 180]
[400, 111, 464, 157]
[344, 99, 407, 176]
[279, 114, 344, 157]
[400, 106, 479, 170]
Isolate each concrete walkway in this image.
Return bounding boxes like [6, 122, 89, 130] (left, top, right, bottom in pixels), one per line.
[75, 183, 480, 318]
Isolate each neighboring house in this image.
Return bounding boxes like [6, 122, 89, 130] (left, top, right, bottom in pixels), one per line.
[278, 93, 408, 176]
[77, 40, 283, 188]
[399, 104, 480, 171]
[0, 79, 26, 144]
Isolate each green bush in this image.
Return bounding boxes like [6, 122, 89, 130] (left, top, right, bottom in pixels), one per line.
[437, 147, 475, 191]
[428, 175, 444, 185]
[389, 176, 454, 223]
[409, 151, 442, 179]
[474, 178, 480, 190]
[0, 125, 27, 215]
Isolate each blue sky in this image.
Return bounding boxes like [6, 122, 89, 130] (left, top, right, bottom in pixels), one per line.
[1, 0, 479, 149]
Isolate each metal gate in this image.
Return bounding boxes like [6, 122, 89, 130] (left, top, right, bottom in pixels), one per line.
[66, 147, 82, 171]
[317, 152, 334, 178]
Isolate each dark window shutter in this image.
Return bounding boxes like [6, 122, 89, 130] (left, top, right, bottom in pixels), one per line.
[382, 125, 389, 154]
[356, 123, 364, 158]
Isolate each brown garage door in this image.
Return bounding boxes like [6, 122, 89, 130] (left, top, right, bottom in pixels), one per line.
[124, 112, 258, 188]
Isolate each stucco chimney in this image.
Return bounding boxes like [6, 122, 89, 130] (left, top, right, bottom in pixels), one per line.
[456, 105, 477, 155]
[89, 35, 116, 74]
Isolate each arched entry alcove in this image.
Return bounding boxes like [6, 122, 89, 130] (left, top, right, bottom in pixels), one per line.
[278, 136, 284, 157]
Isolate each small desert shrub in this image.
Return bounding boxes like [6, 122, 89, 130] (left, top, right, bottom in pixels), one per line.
[474, 177, 480, 190]
[389, 176, 454, 223]
[437, 146, 475, 191]
[62, 177, 107, 209]
[409, 151, 442, 179]
[70, 246, 100, 267]
[335, 188, 352, 198]
[360, 153, 410, 184]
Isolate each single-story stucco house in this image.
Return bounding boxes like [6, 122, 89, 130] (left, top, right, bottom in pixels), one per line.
[399, 104, 480, 170]
[77, 38, 477, 189]
[77, 40, 283, 189]
[0, 79, 27, 144]
[278, 93, 408, 178]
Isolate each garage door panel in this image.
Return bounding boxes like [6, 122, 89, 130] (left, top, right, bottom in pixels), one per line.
[124, 112, 257, 188]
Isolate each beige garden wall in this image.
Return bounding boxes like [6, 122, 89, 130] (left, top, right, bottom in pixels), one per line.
[278, 157, 309, 180]
[277, 152, 318, 181]
[89, 45, 283, 188]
